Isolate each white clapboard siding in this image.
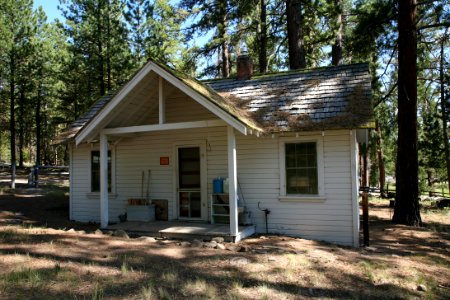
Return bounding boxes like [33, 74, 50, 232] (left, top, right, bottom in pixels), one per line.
[70, 127, 357, 246]
[235, 130, 355, 245]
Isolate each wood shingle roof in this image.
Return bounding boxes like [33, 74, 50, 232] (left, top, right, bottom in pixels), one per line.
[206, 63, 373, 132]
[53, 62, 372, 144]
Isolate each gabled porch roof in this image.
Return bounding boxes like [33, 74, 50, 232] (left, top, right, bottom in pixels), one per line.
[59, 60, 264, 146]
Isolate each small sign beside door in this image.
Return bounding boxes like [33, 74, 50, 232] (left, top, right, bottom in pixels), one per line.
[160, 157, 170, 165]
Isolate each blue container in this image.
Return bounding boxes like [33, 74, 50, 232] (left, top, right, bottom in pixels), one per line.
[213, 178, 223, 194]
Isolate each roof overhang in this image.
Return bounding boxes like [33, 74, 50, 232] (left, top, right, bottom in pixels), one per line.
[75, 61, 252, 146]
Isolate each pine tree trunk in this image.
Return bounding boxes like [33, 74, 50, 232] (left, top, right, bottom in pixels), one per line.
[136, 5, 142, 64]
[18, 88, 24, 168]
[259, 0, 268, 73]
[393, 0, 421, 226]
[331, 0, 343, 66]
[97, 2, 105, 95]
[36, 83, 42, 167]
[9, 52, 16, 189]
[222, 40, 229, 78]
[286, 0, 306, 69]
[439, 33, 450, 192]
[106, 0, 112, 91]
[218, 0, 229, 78]
[376, 121, 386, 195]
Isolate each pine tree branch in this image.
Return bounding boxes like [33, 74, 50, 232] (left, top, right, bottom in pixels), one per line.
[376, 43, 398, 81]
[374, 82, 398, 108]
[418, 22, 450, 31]
[416, 0, 443, 6]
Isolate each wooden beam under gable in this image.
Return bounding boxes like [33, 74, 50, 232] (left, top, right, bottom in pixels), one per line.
[101, 120, 227, 135]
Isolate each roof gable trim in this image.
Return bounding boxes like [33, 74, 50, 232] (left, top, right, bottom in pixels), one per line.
[150, 63, 248, 135]
[75, 61, 248, 145]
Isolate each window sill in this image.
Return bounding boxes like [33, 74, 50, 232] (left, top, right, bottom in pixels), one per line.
[278, 195, 326, 203]
[86, 193, 117, 200]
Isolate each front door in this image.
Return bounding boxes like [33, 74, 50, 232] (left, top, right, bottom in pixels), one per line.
[177, 146, 203, 219]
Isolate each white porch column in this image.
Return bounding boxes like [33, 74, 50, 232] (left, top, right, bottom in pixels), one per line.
[227, 126, 238, 236]
[100, 133, 109, 228]
[159, 76, 165, 124]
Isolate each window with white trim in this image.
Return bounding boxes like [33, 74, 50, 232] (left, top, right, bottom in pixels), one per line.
[280, 137, 324, 199]
[285, 142, 318, 194]
[91, 150, 111, 192]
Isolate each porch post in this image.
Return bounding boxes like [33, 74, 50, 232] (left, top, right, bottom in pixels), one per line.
[100, 133, 109, 228]
[159, 76, 165, 124]
[227, 126, 238, 236]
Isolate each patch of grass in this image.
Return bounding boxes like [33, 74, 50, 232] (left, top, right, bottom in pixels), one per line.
[161, 269, 179, 289]
[257, 284, 277, 300]
[91, 283, 104, 300]
[225, 280, 245, 299]
[46, 187, 69, 200]
[120, 255, 134, 275]
[2, 264, 62, 289]
[140, 281, 155, 300]
[416, 273, 438, 298]
[413, 253, 450, 267]
[182, 278, 218, 298]
[360, 260, 375, 283]
[158, 287, 171, 300]
[359, 260, 394, 285]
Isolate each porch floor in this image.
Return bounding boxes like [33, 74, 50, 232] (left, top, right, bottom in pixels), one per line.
[107, 221, 256, 242]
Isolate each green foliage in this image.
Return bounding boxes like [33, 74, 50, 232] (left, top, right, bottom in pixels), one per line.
[145, 0, 187, 67]
[0, 0, 448, 181]
[59, 0, 134, 108]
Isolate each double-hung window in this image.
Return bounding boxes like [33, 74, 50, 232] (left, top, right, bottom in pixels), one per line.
[280, 137, 324, 200]
[285, 142, 318, 194]
[91, 150, 111, 192]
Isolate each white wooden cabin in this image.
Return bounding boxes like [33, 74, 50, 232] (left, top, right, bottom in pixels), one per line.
[56, 58, 372, 247]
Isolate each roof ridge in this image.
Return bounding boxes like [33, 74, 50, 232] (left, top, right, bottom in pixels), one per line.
[203, 62, 369, 83]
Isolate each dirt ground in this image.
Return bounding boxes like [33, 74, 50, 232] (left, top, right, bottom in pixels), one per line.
[0, 171, 448, 299]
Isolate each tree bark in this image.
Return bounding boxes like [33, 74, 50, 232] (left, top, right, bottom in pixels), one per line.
[36, 83, 42, 168]
[331, 0, 343, 66]
[218, 0, 229, 78]
[361, 144, 369, 246]
[286, 0, 306, 69]
[258, 0, 268, 73]
[222, 40, 229, 78]
[376, 121, 386, 196]
[97, 1, 105, 95]
[18, 88, 25, 168]
[9, 52, 16, 189]
[393, 0, 421, 226]
[106, 0, 112, 91]
[439, 33, 450, 192]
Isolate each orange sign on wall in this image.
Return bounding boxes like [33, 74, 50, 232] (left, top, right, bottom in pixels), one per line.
[160, 157, 170, 165]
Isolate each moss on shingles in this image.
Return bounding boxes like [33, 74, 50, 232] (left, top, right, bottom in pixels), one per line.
[56, 59, 374, 143]
[152, 60, 263, 132]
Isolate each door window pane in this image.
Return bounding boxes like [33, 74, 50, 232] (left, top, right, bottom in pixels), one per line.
[178, 147, 200, 189]
[178, 147, 202, 218]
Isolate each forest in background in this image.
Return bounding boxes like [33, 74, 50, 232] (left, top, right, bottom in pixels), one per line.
[0, 0, 449, 223]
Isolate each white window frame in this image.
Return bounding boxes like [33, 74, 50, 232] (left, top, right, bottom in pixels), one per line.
[279, 136, 325, 202]
[87, 146, 116, 198]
